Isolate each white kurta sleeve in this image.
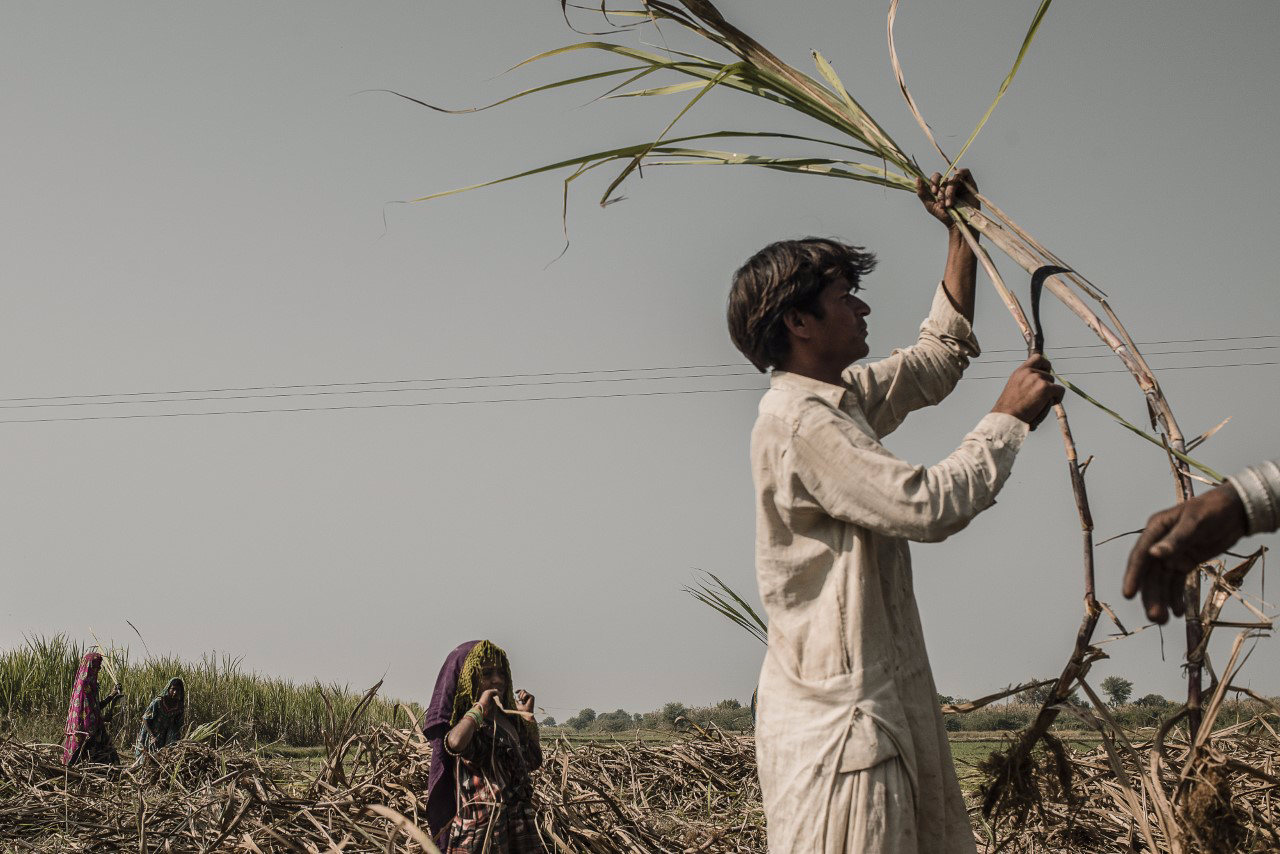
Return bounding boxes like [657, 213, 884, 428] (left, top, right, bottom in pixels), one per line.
[843, 284, 981, 439]
[790, 410, 1028, 543]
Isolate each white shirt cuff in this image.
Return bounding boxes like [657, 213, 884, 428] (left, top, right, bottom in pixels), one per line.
[924, 282, 980, 359]
[972, 412, 1029, 453]
[1226, 460, 1280, 535]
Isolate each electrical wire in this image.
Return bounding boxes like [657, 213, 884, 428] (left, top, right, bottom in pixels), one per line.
[977, 334, 1280, 355]
[973, 344, 1280, 367]
[0, 334, 1274, 425]
[2, 334, 1274, 406]
[0, 364, 751, 405]
[0, 387, 770, 425]
[967, 360, 1280, 382]
[6, 348, 1269, 412]
[0, 358, 1275, 425]
[0, 371, 762, 411]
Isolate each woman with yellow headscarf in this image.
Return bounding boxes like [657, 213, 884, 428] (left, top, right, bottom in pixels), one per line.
[423, 640, 544, 853]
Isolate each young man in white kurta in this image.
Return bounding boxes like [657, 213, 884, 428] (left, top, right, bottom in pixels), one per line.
[732, 172, 1063, 853]
[752, 285, 1027, 852]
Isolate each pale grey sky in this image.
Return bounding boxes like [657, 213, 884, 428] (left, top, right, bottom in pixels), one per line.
[3, 1, 1277, 721]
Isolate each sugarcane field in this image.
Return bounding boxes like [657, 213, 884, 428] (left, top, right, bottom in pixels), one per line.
[4, 640, 1280, 852]
[4, 1, 1279, 853]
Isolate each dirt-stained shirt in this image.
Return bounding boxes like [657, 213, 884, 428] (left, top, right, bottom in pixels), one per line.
[751, 284, 1029, 854]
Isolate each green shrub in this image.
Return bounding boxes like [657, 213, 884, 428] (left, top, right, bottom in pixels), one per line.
[950, 703, 1036, 733]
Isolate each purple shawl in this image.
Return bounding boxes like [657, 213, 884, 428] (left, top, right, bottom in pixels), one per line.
[423, 640, 481, 839]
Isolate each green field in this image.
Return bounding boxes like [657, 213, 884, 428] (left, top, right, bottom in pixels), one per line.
[948, 734, 1102, 792]
[258, 732, 1074, 796]
[949, 739, 1008, 792]
[537, 728, 1106, 795]
[0, 635, 418, 747]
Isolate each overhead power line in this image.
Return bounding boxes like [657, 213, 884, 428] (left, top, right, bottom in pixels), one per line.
[0, 387, 770, 425]
[0, 335, 1276, 425]
[977, 334, 1280, 355]
[0, 359, 1274, 425]
[0, 363, 750, 405]
[973, 344, 1280, 367]
[1, 334, 1275, 406]
[0, 371, 762, 411]
[5, 346, 1276, 412]
[968, 360, 1280, 382]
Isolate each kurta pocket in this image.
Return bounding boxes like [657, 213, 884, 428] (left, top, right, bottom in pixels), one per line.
[838, 707, 900, 772]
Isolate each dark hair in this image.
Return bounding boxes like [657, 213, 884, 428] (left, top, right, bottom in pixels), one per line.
[726, 238, 877, 371]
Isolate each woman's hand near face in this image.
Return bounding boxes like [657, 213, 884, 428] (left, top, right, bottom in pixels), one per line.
[478, 688, 502, 718]
[446, 689, 499, 753]
[515, 689, 535, 714]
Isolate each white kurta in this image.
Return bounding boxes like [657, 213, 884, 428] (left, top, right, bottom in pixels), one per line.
[751, 284, 1029, 853]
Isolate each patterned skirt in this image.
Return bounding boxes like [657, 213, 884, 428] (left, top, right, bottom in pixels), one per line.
[446, 796, 544, 854]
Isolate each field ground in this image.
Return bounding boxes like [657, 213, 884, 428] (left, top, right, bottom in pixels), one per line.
[253, 729, 1104, 795]
[949, 733, 1101, 792]
[538, 726, 681, 745]
[950, 739, 1005, 792]
[1, 724, 766, 852]
[9, 724, 1271, 851]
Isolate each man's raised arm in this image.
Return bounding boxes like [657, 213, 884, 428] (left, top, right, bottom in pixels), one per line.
[918, 168, 978, 323]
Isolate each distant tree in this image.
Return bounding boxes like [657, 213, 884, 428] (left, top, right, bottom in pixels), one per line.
[1101, 676, 1134, 706]
[661, 702, 688, 726]
[1027, 683, 1080, 706]
[566, 708, 597, 731]
[633, 712, 643, 724]
[1127, 693, 1176, 726]
[715, 698, 742, 710]
[540, 716, 557, 727]
[596, 709, 632, 732]
[937, 694, 956, 706]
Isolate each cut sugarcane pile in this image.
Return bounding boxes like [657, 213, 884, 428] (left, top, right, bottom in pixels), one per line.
[5, 715, 1278, 852]
[0, 724, 761, 853]
[987, 715, 1280, 854]
[534, 725, 764, 852]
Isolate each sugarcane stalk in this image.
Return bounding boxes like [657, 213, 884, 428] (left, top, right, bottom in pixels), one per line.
[951, 212, 1108, 822]
[956, 205, 1209, 736]
[1018, 405, 1102, 741]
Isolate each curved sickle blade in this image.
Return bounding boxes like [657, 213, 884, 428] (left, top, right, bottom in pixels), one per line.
[1028, 265, 1072, 356]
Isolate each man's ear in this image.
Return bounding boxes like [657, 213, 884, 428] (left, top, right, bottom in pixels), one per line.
[782, 308, 812, 340]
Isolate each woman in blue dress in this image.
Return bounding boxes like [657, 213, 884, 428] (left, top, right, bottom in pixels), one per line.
[135, 676, 185, 756]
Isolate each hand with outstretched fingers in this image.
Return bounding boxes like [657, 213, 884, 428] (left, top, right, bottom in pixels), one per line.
[1123, 484, 1249, 623]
